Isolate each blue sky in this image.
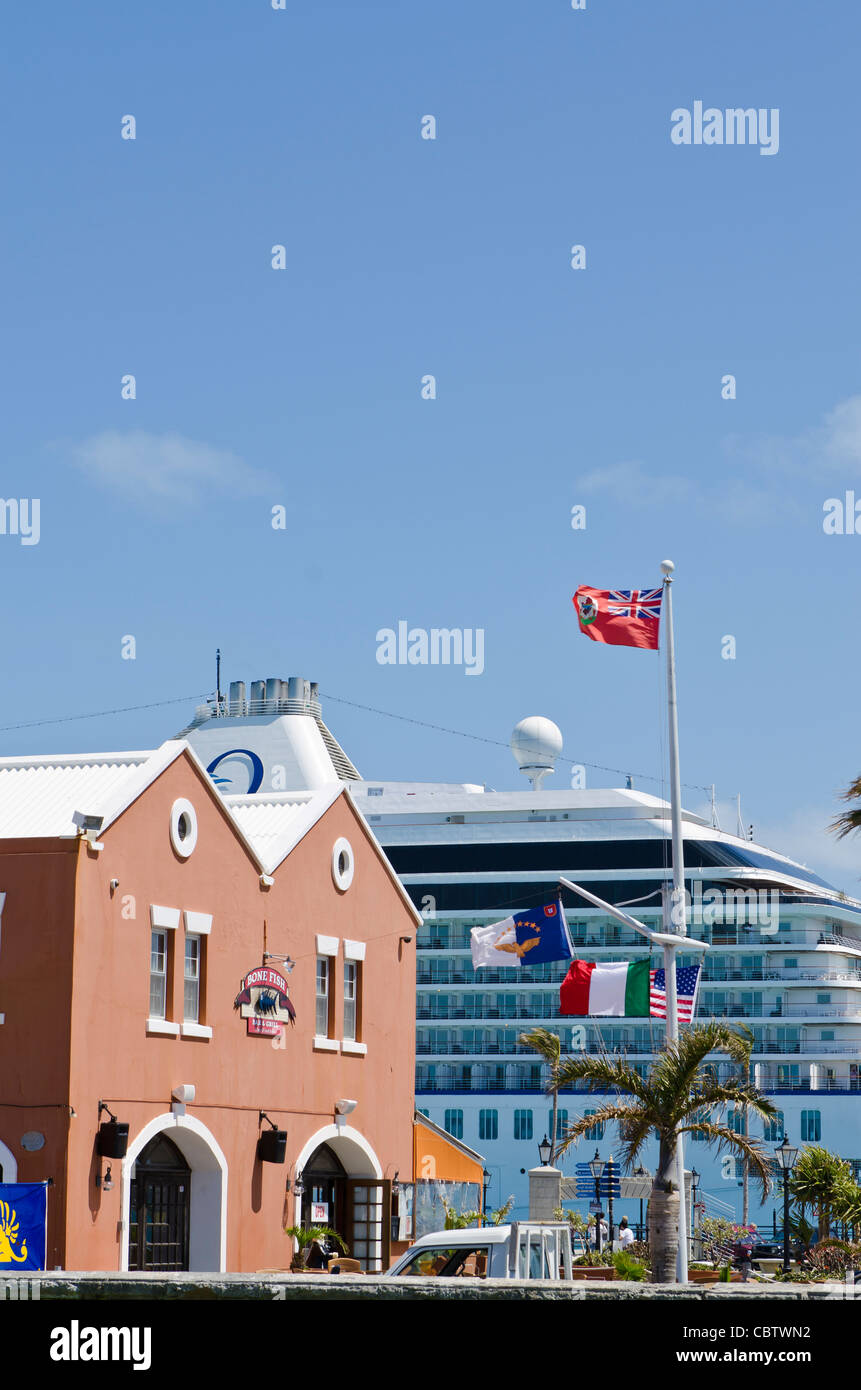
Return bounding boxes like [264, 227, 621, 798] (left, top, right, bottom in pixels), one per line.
[3, 1, 861, 889]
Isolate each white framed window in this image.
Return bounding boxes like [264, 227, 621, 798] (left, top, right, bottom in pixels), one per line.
[316, 957, 331, 1038]
[184, 934, 202, 1023]
[343, 959, 360, 1042]
[150, 930, 168, 1019]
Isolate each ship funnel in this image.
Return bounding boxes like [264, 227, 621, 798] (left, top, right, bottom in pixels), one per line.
[510, 716, 563, 791]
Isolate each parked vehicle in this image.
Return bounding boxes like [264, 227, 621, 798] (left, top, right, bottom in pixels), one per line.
[385, 1222, 574, 1281]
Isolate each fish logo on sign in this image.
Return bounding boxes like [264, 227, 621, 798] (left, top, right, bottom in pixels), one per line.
[0, 1202, 28, 1264]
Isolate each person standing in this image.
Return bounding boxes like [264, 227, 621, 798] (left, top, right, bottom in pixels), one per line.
[617, 1217, 635, 1249]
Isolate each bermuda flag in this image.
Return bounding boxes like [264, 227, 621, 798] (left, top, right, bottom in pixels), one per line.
[471, 899, 573, 971]
[559, 959, 651, 1017]
[650, 964, 701, 1021]
[573, 585, 662, 650]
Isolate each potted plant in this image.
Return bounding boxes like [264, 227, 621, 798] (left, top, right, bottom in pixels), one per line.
[284, 1225, 348, 1272]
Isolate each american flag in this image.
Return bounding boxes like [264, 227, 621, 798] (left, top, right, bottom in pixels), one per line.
[607, 588, 663, 620]
[649, 964, 701, 1021]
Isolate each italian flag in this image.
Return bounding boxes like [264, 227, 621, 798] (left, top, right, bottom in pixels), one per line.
[560, 959, 651, 1017]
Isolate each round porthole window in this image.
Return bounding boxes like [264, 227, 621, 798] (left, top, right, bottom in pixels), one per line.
[170, 798, 198, 859]
[332, 837, 354, 892]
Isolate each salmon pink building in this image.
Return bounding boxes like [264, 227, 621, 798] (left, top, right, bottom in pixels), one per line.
[0, 740, 420, 1272]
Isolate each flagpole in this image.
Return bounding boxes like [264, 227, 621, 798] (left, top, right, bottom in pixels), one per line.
[661, 558, 688, 1283]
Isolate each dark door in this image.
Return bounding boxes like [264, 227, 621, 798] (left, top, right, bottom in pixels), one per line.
[129, 1134, 190, 1271]
[301, 1143, 346, 1240]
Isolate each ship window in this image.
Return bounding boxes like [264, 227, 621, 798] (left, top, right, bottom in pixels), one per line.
[444, 1109, 463, 1140]
[584, 1111, 605, 1141]
[514, 1110, 533, 1141]
[801, 1110, 821, 1142]
[479, 1109, 498, 1141]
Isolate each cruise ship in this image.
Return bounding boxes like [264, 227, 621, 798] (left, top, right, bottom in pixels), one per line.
[178, 676, 861, 1228]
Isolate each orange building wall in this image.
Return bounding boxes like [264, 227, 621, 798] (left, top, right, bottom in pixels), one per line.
[1, 750, 417, 1272]
[414, 1123, 484, 1188]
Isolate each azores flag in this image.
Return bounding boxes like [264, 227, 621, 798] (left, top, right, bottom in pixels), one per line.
[0, 1184, 48, 1270]
[471, 900, 573, 971]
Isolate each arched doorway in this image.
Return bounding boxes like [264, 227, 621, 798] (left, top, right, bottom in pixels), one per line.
[128, 1133, 191, 1271]
[302, 1143, 346, 1240]
[293, 1125, 390, 1272]
[0, 1138, 16, 1183]
[120, 1114, 227, 1273]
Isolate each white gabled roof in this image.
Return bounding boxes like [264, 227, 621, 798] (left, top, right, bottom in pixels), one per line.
[0, 742, 421, 921]
[0, 746, 184, 839]
[225, 785, 422, 924]
[224, 785, 345, 874]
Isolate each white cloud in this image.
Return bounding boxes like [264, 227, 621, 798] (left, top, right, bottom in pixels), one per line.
[581, 391, 861, 524]
[577, 459, 693, 507]
[729, 392, 861, 483]
[72, 430, 270, 505]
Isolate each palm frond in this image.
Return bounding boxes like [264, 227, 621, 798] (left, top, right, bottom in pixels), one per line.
[555, 1102, 647, 1163]
[679, 1121, 773, 1200]
[555, 1054, 650, 1102]
[517, 1027, 562, 1066]
[829, 776, 861, 839]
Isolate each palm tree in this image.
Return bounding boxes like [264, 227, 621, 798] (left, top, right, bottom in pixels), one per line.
[833, 1178, 861, 1242]
[789, 1146, 855, 1242]
[547, 1022, 777, 1283]
[829, 775, 861, 839]
[518, 1026, 563, 1162]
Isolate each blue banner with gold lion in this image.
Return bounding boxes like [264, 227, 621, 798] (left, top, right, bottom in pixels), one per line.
[0, 1184, 47, 1270]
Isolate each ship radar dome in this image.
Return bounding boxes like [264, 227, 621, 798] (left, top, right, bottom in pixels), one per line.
[510, 716, 563, 790]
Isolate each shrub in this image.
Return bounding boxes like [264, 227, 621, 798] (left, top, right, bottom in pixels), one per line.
[806, 1241, 854, 1277]
[612, 1249, 647, 1281]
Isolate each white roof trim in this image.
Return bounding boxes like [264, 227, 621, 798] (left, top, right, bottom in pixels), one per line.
[343, 786, 422, 926]
[224, 783, 345, 874]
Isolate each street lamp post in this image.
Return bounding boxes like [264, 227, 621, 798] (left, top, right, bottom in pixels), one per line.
[633, 1164, 648, 1242]
[589, 1148, 605, 1254]
[774, 1135, 798, 1276]
[538, 1135, 552, 1167]
[691, 1168, 699, 1262]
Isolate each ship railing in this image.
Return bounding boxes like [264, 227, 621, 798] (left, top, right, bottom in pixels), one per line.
[416, 1039, 861, 1058]
[415, 1076, 861, 1095]
[210, 696, 323, 719]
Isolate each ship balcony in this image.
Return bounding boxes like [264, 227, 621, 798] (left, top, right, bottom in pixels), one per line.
[702, 967, 861, 984]
[416, 927, 861, 953]
[417, 1001, 861, 1022]
[415, 1072, 861, 1095]
[416, 1038, 861, 1058]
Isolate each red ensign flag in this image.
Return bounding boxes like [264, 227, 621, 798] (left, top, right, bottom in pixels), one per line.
[572, 586, 662, 650]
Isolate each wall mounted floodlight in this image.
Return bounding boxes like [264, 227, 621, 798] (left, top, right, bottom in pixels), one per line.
[97, 1102, 129, 1159]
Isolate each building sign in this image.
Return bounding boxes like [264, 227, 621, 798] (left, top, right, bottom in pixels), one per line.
[233, 966, 296, 1038]
[311, 1203, 328, 1223]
